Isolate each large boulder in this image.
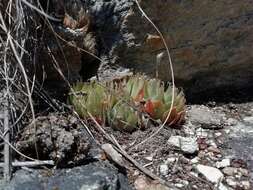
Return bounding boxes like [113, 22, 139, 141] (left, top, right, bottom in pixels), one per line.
[19, 0, 253, 101]
[84, 0, 253, 101]
[3, 162, 132, 190]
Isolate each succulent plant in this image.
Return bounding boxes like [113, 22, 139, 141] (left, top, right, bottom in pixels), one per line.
[69, 74, 186, 131]
[107, 100, 138, 132]
[125, 75, 186, 126]
[68, 82, 109, 124]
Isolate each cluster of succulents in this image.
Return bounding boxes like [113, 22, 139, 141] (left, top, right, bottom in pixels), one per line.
[125, 75, 186, 125]
[68, 82, 109, 124]
[68, 75, 186, 132]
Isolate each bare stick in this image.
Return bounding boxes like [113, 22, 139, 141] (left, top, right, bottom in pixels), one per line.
[3, 110, 11, 182]
[0, 160, 54, 167]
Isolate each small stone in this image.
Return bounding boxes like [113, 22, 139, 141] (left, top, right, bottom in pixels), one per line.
[224, 129, 230, 134]
[222, 167, 237, 176]
[215, 132, 222, 137]
[218, 183, 229, 190]
[181, 180, 189, 186]
[226, 177, 237, 188]
[180, 157, 190, 164]
[198, 151, 206, 158]
[243, 116, 253, 124]
[166, 157, 176, 164]
[168, 136, 199, 154]
[207, 146, 221, 154]
[216, 159, 231, 168]
[231, 158, 247, 168]
[188, 105, 224, 129]
[191, 157, 200, 164]
[148, 184, 170, 190]
[133, 170, 140, 176]
[226, 118, 238, 126]
[175, 183, 184, 188]
[145, 156, 153, 161]
[196, 128, 209, 138]
[184, 165, 193, 171]
[238, 168, 249, 176]
[159, 164, 169, 176]
[101, 144, 124, 168]
[196, 164, 224, 183]
[190, 172, 199, 177]
[183, 122, 196, 135]
[207, 139, 217, 147]
[240, 181, 251, 190]
[235, 173, 242, 179]
[134, 176, 149, 190]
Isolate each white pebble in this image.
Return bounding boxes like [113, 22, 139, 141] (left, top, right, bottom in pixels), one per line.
[216, 159, 230, 168]
[196, 164, 224, 184]
[159, 164, 169, 176]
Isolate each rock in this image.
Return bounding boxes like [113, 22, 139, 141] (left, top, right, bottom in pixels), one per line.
[196, 128, 209, 138]
[159, 164, 169, 176]
[175, 180, 189, 188]
[207, 140, 218, 148]
[190, 172, 199, 178]
[191, 157, 200, 164]
[228, 122, 253, 137]
[87, 0, 253, 101]
[146, 184, 170, 190]
[243, 116, 253, 125]
[166, 157, 176, 164]
[196, 164, 224, 183]
[224, 121, 253, 178]
[3, 169, 43, 190]
[215, 132, 222, 137]
[225, 177, 237, 188]
[175, 183, 184, 188]
[134, 176, 149, 190]
[197, 138, 209, 150]
[187, 106, 224, 129]
[8, 0, 253, 101]
[240, 181, 251, 190]
[145, 156, 153, 162]
[222, 167, 237, 176]
[238, 168, 249, 176]
[216, 159, 231, 168]
[101, 143, 125, 168]
[168, 136, 199, 154]
[4, 162, 132, 190]
[182, 122, 196, 135]
[16, 114, 98, 166]
[226, 118, 238, 126]
[134, 176, 170, 190]
[218, 183, 229, 190]
[235, 172, 242, 179]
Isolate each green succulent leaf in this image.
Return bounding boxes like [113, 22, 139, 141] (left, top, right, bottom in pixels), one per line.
[108, 101, 138, 132]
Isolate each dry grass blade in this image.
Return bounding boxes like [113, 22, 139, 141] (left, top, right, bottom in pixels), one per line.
[20, 0, 61, 22]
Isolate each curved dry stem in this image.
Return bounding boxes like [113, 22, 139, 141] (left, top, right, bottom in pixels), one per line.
[132, 0, 175, 148]
[20, 0, 61, 22]
[0, 131, 41, 162]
